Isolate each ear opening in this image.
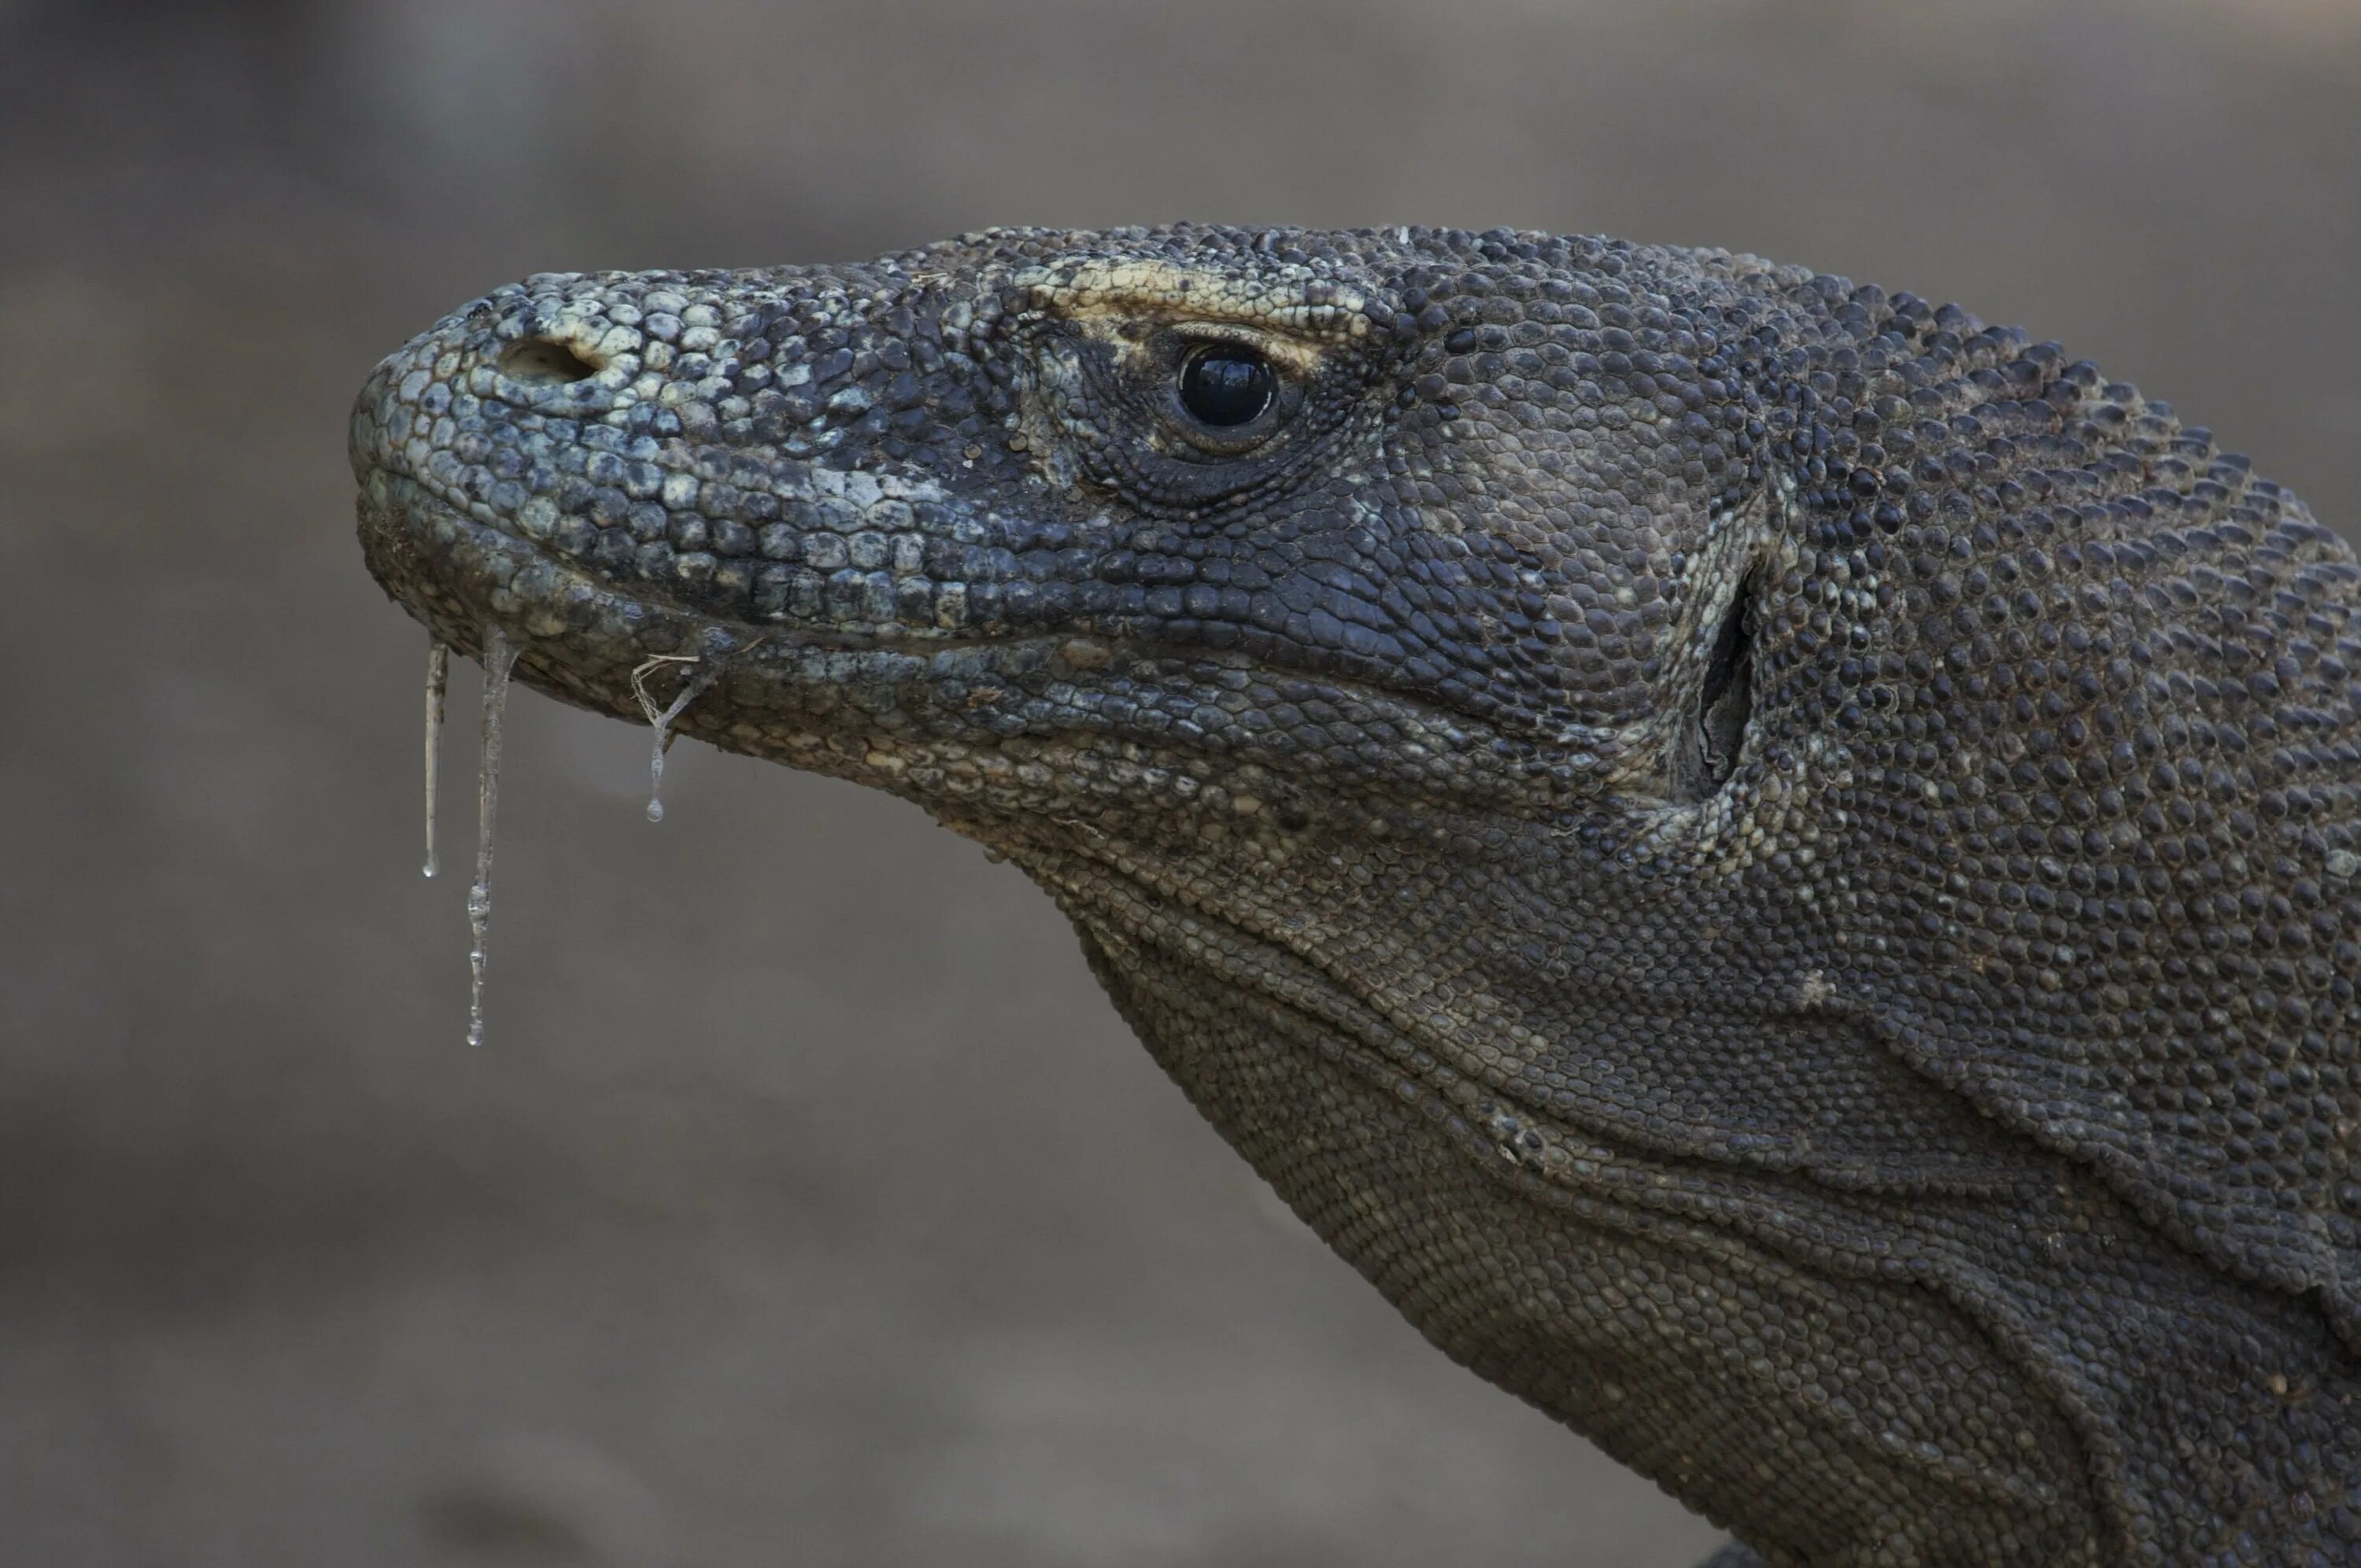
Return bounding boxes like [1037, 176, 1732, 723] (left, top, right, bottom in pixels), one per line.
[1676, 571, 1756, 799]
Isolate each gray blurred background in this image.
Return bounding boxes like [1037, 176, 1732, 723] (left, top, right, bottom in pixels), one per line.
[1, 2, 2355, 1563]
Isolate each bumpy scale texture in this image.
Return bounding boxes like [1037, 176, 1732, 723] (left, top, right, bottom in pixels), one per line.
[352, 226, 2361, 1566]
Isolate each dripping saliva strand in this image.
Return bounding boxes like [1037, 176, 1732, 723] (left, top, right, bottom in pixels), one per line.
[630, 652, 719, 824]
[467, 623, 520, 1048]
[422, 640, 449, 877]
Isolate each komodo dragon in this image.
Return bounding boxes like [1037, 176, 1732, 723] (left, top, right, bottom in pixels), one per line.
[351, 225, 2361, 1566]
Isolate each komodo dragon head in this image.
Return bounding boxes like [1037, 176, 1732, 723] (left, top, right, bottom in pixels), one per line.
[353, 225, 2361, 1565]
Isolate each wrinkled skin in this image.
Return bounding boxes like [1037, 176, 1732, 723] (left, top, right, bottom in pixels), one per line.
[353, 226, 2361, 1565]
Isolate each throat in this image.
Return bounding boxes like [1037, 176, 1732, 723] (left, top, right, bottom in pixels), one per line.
[1003, 828, 2361, 1566]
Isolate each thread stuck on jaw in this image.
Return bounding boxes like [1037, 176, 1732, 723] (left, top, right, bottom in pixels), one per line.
[423, 640, 449, 877]
[467, 624, 521, 1048]
[630, 653, 718, 824]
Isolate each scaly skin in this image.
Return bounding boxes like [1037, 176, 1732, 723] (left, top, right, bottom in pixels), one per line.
[352, 226, 2361, 1565]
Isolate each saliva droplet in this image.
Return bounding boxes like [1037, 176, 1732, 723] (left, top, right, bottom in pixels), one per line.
[423, 640, 449, 877]
[630, 654, 715, 826]
[467, 623, 521, 1049]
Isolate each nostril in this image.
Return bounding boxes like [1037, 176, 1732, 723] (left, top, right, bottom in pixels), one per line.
[497, 338, 600, 386]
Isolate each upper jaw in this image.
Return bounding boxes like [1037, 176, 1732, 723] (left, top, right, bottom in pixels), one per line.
[341, 269, 1134, 766]
[346, 293, 1157, 753]
[344, 273, 1033, 653]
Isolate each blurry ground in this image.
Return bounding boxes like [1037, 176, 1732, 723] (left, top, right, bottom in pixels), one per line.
[0, 2, 2355, 1564]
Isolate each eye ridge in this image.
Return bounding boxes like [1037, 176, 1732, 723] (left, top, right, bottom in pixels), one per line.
[1177, 344, 1277, 428]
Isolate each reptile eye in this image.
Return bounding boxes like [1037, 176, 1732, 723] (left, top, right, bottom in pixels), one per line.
[1177, 345, 1276, 427]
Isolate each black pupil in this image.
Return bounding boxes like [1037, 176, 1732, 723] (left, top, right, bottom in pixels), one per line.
[1178, 348, 1275, 426]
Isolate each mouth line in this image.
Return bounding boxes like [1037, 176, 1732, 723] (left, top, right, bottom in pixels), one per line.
[355, 466, 1632, 786]
[357, 467, 1080, 663]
